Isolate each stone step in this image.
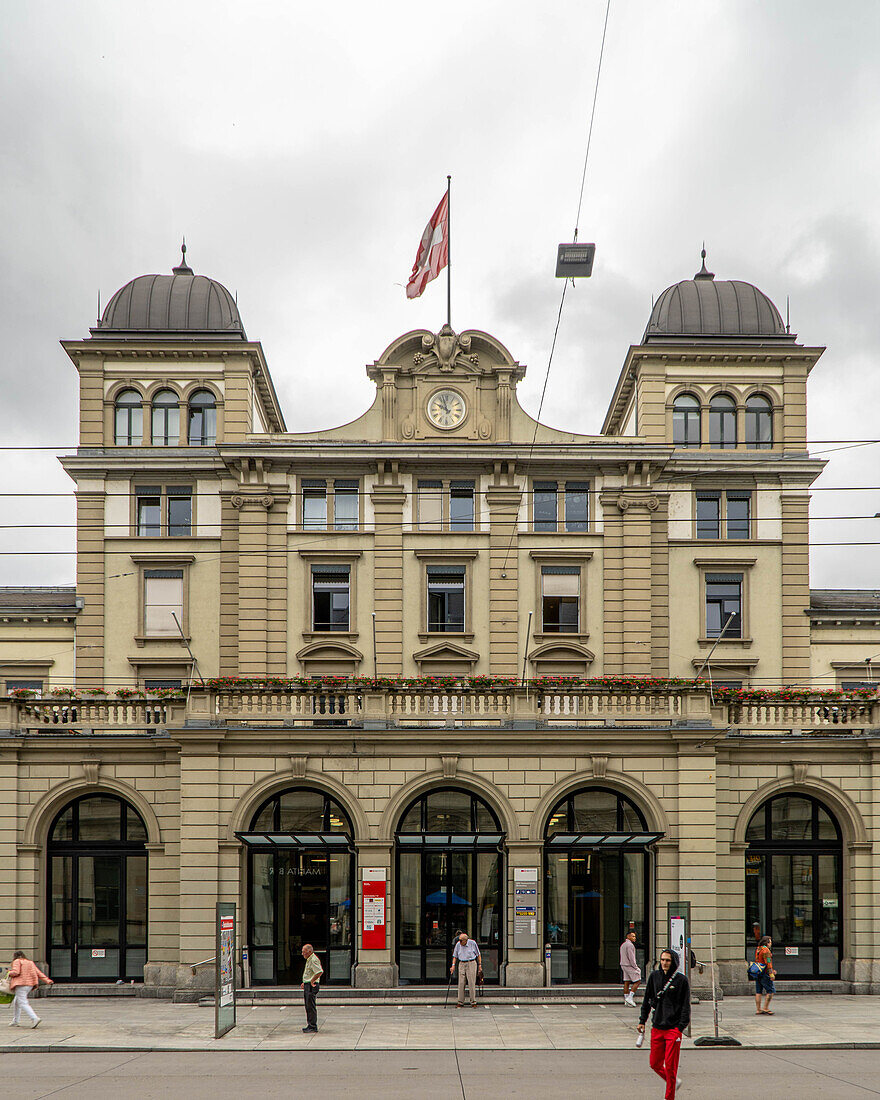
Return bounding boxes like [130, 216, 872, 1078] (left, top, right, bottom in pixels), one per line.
[43, 983, 139, 997]
[198, 984, 631, 1008]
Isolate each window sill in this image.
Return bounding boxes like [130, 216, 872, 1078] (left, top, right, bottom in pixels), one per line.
[418, 632, 475, 643]
[301, 631, 359, 641]
[533, 632, 590, 643]
[697, 637, 753, 649]
[134, 634, 191, 649]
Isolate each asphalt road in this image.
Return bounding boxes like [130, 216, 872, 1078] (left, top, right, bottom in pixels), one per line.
[2, 1049, 880, 1099]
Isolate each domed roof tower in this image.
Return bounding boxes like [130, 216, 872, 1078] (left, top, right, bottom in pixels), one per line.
[644, 250, 790, 342]
[91, 242, 246, 340]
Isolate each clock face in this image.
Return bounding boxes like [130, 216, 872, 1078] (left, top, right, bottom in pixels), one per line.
[427, 389, 466, 429]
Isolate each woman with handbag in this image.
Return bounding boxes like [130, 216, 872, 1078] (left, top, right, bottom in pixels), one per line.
[8, 950, 53, 1028]
[752, 935, 776, 1015]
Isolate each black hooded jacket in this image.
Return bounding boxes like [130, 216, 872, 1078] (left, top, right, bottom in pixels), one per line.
[639, 952, 690, 1032]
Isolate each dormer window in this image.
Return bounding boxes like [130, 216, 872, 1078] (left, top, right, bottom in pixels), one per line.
[709, 394, 737, 448]
[114, 389, 143, 446]
[672, 394, 700, 447]
[188, 390, 217, 446]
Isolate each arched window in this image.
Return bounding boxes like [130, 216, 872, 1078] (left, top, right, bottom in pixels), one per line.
[672, 393, 701, 447]
[244, 788, 354, 986]
[114, 389, 143, 446]
[151, 389, 180, 446]
[544, 787, 657, 984]
[48, 795, 148, 982]
[709, 394, 737, 448]
[745, 794, 842, 979]
[188, 389, 217, 446]
[396, 788, 503, 985]
[744, 394, 773, 449]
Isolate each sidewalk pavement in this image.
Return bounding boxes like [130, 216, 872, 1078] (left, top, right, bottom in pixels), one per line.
[0, 995, 876, 1053]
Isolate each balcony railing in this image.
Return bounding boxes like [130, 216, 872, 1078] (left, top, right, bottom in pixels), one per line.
[0, 683, 876, 736]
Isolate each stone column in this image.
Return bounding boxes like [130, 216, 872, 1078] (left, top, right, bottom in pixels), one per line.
[174, 734, 221, 993]
[780, 490, 811, 684]
[75, 485, 106, 685]
[371, 477, 406, 676]
[232, 492, 278, 676]
[505, 842, 545, 987]
[354, 842, 395, 987]
[486, 475, 522, 676]
[600, 491, 658, 676]
[0, 749, 19, 960]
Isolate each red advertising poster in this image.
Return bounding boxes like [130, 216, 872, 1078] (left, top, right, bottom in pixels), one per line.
[362, 868, 386, 950]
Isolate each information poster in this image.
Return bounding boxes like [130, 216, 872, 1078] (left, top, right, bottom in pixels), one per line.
[215, 901, 236, 1038]
[362, 868, 387, 950]
[513, 867, 539, 948]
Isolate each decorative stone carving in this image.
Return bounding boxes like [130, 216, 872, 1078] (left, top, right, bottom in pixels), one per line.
[616, 494, 659, 513]
[230, 493, 275, 511]
[469, 354, 480, 366]
[478, 418, 492, 439]
[401, 416, 415, 439]
[590, 754, 609, 779]
[412, 352, 425, 366]
[791, 761, 809, 785]
[440, 754, 459, 779]
[82, 758, 100, 784]
[421, 325, 471, 371]
[290, 754, 309, 779]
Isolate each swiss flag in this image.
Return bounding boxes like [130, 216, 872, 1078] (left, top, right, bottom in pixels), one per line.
[406, 192, 449, 299]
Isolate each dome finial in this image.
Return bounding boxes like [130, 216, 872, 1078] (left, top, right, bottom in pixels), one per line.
[695, 243, 714, 280]
[172, 236, 194, 275]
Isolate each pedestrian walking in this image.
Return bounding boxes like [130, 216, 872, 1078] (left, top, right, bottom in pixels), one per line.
[8, 950, 53, 1029]
[637, 948, 690, 1100]
[620, 930, 641, 1006]
[450, 932, 481, 1007]
[300, 943, 323, 1033]
[754, 935, 776, 1015]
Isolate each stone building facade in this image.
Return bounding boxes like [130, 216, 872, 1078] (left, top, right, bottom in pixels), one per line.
[1, 249, 878, 996]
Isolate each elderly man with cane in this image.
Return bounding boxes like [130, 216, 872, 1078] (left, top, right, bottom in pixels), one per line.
[450, 931, 481, 1008]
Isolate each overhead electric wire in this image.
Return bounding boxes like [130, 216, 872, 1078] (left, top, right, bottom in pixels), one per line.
[6, 437, 880, 449]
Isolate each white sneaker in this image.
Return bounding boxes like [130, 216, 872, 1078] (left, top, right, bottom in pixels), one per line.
[676, 1077, 682, 1090]
[8, 1020, 18, 1027]
[624, 993, 636, 1007]
[31, 1018, 40, 1029]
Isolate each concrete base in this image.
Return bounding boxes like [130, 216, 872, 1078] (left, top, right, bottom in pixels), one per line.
[354, 962, 398, 988]
[504, 962, 545, 987]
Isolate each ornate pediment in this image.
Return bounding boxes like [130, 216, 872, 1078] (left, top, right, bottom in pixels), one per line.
[412, 640, 480, 668]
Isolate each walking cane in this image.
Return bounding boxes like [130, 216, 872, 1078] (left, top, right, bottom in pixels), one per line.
[444, 960, 456, 1008]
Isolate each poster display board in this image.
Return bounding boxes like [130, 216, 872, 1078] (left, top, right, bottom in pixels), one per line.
[215, 901, 236, 1038]
[362, 868, 387, 950]
[513, 867, 539, 948]
[666, 900, 691, 1037]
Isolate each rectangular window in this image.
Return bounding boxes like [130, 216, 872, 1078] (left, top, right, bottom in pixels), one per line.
[564, 483, 589, 532]
[135, 484, 192, 537]
[143, 679, 182, 691]
[534, 482, 558, 532]
[449, 481, 475, 532]
[143, 569, 184, 637]
[418, 480, 443, 531]
[311, 566, 350, 631]
[302, 480, 328, 530]
[333, 480, 359, 531]
[5, 679, 43, 696]
[541, 567, 579, 633]
[427, 565, 465, 632]
[696, 493, 720, 539]
[705, 573, 742, 639]
[695, 490, 751, 540]
[726, 492, 751, 540]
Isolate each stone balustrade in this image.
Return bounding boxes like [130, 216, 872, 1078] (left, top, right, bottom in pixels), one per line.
[0, 686, 876, 737]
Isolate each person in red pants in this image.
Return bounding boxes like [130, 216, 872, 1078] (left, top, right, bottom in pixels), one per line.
[637, 948, 690, 1100]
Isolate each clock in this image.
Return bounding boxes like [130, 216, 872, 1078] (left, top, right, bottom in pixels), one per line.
[427, 388, 466, 430]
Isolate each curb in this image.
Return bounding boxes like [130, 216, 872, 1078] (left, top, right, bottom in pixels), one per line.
[2, 1042, 880, 1054]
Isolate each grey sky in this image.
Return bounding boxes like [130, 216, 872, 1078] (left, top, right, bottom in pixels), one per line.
[1, 0, 878, 587]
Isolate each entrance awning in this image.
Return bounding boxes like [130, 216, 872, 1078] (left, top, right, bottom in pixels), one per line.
[236, 831, 355, 852]
[545, 831, 664, 849]
[395, 832, 505, 851]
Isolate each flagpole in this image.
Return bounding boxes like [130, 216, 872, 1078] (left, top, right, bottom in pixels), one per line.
[446, 174, 451, 328]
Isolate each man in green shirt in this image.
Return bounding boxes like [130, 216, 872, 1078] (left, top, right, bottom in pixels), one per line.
[301, 943, 324, 1032]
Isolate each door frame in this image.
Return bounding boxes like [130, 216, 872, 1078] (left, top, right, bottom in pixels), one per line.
[46, 795, 149, 983]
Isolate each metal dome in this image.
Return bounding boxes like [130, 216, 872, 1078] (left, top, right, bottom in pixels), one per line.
[94, 244, 246, 339]
[645, 251, 788, 341]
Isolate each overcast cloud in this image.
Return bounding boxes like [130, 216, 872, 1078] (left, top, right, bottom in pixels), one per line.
[1, 0, 878, 587]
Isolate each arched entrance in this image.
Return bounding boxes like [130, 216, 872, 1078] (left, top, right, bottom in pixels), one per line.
[395, 788, 504, 984]
[745, 794, 842, 979]
[544, 787, 662, 984]
[239, 788, 355, 985]
[47, 794, 148, 982]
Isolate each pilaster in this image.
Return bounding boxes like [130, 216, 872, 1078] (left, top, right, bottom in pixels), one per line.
[486, 476, 522, 676]
[371, 473, 406, 675]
